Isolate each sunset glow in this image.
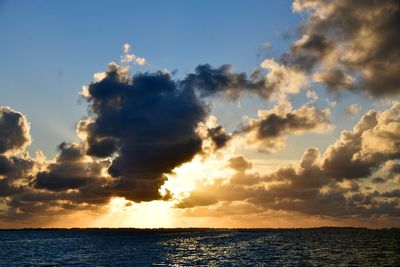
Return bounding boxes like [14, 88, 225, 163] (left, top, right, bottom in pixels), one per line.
[0, 0, 399, 229]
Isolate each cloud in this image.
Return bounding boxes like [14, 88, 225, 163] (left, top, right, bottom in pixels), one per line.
[0, 61, 212, 221]
[290, 0, 400, 96]
[354, 104, 400, 160]
[282, 33, 335, 72]
[240, 100, 332, 153]
[181, 61, 309, 101]
[371, 177, 385, 184]
[345, 104, 362, 117]
[380, 161, 400, 183]
[306, 89, 318, 101]
[228, 156, 252, 172]
[123, 43, 130, 54]
[80, 63, 208, 202]
[0, 141, 111, 222]
[207, 125, 231, 150]
[178, 152, 400, 218]
[35, 142, 107, 192]
[4, 59, 312, 222]
[0, 107, 31, 154]
[176, 104, 400, 219]
[321, 104, 400, 180]
[313, 68, 354, 92]
[195, 115, 231, 152]
[260, 59, 308, 96]
[120, 43, 146, 65]
[182, 64, 269, 100]
[0, 107, 34, 201]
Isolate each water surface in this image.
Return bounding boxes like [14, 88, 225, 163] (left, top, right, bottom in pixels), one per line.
[0, 228, 399, 266]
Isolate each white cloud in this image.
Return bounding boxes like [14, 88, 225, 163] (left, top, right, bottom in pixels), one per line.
[345, 104, 362, 117]
[120, 43, 146, 66]
[306, 89, 318, 101]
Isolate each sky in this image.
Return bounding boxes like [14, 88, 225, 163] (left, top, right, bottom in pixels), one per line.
[0, 0, 399, 228]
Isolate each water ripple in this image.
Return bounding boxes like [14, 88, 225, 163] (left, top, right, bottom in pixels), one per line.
[0, 228, 398, 266]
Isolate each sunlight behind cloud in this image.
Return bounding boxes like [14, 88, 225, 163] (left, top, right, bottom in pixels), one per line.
[163, 155, 236, 200]
[95, 198, 176, 228]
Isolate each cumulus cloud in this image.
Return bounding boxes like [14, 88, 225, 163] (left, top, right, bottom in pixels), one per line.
[0, 116, 110, 222]
[380, 161, 400, 183]
[240, 100, 332, 153]
[321, 104, 400, 180]
[0, 107, 31, 154]
[0, 107, 34, 202]
[260, 59, 308, 96]
[177, 104, 400, 219]
[120, 43, 146, 65]
[35, 142, 107, 192]
[355, 104, 400, 160]
[289, 0, 400, 96]
[79, 63, 208, 202]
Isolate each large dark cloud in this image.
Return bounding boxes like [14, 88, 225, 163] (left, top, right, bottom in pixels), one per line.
[79, 62, 289, 202]
[288, 0, 400, 96]
[80, 63, 208, 201]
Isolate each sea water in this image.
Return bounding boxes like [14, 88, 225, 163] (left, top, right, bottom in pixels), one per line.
[0, 228, 399, 266]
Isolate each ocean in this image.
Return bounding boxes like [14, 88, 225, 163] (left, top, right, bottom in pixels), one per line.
[0, 228, 399, 266]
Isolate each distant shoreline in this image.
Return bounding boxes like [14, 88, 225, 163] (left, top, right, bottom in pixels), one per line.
[0, 227, 398, 231]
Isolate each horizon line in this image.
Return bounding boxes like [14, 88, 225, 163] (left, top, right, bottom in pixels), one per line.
[0, 226, 399, 231]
